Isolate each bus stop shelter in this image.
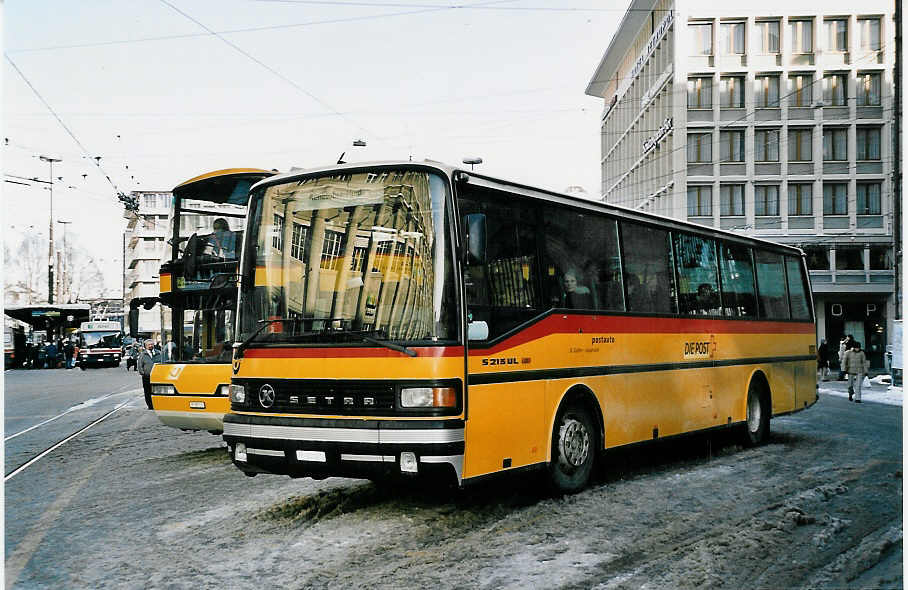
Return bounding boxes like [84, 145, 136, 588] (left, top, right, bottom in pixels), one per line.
[4, 304, 91, 340]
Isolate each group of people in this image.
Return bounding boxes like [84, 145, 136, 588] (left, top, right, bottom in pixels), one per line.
[817, 334, 871, 403]
[21, 339, 78, 369]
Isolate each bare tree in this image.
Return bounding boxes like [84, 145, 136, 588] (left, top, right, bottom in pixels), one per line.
[4, 232, 47, 304]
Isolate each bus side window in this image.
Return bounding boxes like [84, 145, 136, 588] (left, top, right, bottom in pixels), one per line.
[673, 233, 720, 315]
[542, 209, 624, 312]
[718, 243, 757, 317]
[460, 189, 542, 340]
[621, 222, 677, 314]
[754, 250, 791, 319]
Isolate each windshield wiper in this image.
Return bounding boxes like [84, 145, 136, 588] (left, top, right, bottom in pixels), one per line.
[348, 330, 418, 358]
[234, 318, 300, 358]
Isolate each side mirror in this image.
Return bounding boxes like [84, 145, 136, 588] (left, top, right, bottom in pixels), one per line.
[464, 213, 487, 265]
[128, 309, 140, 338]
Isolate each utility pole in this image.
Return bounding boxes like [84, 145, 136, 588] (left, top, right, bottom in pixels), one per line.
[39, 155, 62, 304]
[58, 220, 72, 302]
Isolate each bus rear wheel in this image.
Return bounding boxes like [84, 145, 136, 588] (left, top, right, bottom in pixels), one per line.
[548, 403, 595, 494]
[742, 381, 770, 447]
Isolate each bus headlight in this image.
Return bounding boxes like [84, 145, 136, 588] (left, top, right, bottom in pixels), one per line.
[400, 387, 457, 408]
[151, 384, 176, 395]
[230, 384, 246, 403]
[217, 384, 230, 397]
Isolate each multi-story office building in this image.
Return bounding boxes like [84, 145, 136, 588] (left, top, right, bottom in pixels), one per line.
[586, 0, 896, 369]
[123, 191, 171, 338]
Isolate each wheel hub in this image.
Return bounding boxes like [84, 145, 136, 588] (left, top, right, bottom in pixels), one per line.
[558, 418, 590, 469]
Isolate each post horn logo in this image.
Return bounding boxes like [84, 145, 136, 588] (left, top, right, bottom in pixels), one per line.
[232, 358, 241, 375]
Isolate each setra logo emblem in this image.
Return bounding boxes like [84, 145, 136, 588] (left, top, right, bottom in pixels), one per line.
[258, 384, 276, 409]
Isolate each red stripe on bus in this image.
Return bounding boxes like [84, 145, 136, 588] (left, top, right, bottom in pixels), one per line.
[473, 314, 814, 355]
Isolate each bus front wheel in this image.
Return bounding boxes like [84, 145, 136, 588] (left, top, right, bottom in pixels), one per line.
[742, 381, 770, 446]
[548, 403, 595, 494]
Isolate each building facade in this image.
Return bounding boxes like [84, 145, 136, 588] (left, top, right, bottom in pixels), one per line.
[123, 190, 171, 338]
[586, 0, 897, 369]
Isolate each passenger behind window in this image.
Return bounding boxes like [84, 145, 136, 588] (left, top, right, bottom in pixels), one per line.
[695, 283, 721, 315]
[561, 271, 594, 309]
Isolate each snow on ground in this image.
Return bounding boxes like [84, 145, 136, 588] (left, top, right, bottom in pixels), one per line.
[817, 375, 903, 406]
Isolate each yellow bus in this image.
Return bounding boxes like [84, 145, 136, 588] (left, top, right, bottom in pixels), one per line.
[223, 162, 817, 492]
[142, 168, 275, 433]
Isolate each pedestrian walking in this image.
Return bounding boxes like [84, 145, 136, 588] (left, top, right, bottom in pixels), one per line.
[842, 341, 870, 403]
[63, 339, 75, 369]
[837, 335, 850, 380]
[44, 342, 57, 369]
[817, 339, 830, 381]
[137, 340, 162, 410]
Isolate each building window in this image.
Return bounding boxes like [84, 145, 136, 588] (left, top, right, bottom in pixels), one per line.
[720, 76, 744, 107]
[272, 214, 284, 251]
[789, 19, 814, 53]
[290, 222, 307, 261]
[720, 184, 745, 216]
[719, 21, 745, 54]
[687, 77, 713, 108]
[319, 229, 345, 271]
[755, 20, 780, 53]
[824, 19, 848, 52]
[857, 72, 882, 106]
[689, 22, 713, 55]
[823, 128, 848, 161]
[720, 130, 745, 162]
[789, 184, 813, 215]
[823, 183, 848, 215]
[823, 73, 847, 106]
[350, 245, 367, 272]
[789, 73, 814, 107]
[803, 247, 829, 270]
[755, 129, 780, 161]
[858, 17, 881, 51]
[835, 247, 864, 271]
[856, 127, 881, 160]
[789, 128, 813, 161]
[755, 75, 780, 107]
[754, 185, 780, 216]
[687, 133, 712, 163]
[687, 186, 713, 217]
[856, 183, 882, 214]
[869, 246, 891, 270]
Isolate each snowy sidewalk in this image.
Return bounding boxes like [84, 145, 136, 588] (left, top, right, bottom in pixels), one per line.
[816, 374, 903, 407]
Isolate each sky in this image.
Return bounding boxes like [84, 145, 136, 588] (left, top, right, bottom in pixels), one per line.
[3, 0, 621, 295]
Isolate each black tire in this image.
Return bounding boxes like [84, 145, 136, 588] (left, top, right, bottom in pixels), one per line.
[80, 365, 87, 371]
[548, 403, 596, 494]
[742, 381, 770, 447]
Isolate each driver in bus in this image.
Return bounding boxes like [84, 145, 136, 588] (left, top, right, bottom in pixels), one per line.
[208, 218, 236, 259]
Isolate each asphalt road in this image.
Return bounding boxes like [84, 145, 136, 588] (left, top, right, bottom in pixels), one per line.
[4, 370, 902, 589]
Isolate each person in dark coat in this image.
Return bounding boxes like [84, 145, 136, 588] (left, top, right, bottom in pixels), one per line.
[63, 340, 75, 369]
[817, 339, 830, 381]
[136, 340, 162, 409]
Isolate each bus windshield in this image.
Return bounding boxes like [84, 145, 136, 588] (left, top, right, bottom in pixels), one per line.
[81, 331, 122, 349]
[237, 168, 457, 345]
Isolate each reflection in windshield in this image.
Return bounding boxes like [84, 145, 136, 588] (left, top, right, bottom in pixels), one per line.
[238, 169, 455, 344]
[82, 332, 122, 349]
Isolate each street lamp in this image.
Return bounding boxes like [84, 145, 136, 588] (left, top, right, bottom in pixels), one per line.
[462, 157, 483, 171]
[39, 155, 62, 304]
